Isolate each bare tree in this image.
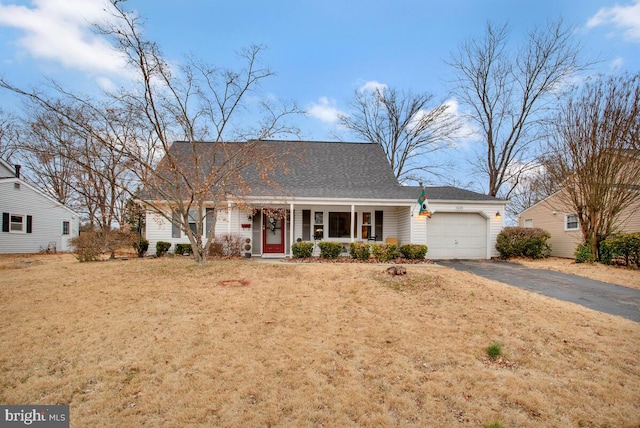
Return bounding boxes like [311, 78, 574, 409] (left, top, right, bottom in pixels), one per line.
[1, 1, 299, 265]
[338, 86, 460, 183]
[545, 73, 640, 260]
[97, 1, 300, 264]
[449, 20, 590, 197]
[17, 101, 137, 229]
[506, 166, 557, 218]
[0, 108, 20, 161]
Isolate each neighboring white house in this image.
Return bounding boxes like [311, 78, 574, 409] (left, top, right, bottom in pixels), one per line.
[0, 159, 80, 253]
[142, 141, 507, 259]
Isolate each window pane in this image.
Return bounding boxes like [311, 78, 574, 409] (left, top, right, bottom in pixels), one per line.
[10, 215, 23, 232]
[62, 221, 70, 235]
[329, 212, 351, 238]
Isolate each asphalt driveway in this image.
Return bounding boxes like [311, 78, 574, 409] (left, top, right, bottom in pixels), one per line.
[437, 260, 640, 323]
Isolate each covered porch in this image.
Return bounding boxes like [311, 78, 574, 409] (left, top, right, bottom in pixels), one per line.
[246, 198, 420, 258]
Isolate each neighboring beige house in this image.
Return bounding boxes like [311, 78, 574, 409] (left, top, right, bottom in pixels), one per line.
[518, 190, 640, 258]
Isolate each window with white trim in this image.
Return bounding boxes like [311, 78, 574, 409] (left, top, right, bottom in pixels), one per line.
[10, 214, 25, 233]
[565, 214, 579, 231]
[361, 212, 372, 239]
[329, 212, 351, 238]
[188, 210, 198, 235]
[2, 212, 31, 233]
[62, 221, 70, 236]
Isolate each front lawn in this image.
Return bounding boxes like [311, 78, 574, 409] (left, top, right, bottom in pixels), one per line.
[1, 254, 638, 427]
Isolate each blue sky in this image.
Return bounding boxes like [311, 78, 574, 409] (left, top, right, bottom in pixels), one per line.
[0, 0, 639, 188]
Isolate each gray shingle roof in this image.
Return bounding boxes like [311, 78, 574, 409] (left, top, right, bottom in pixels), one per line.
[143, 140, 503, 202]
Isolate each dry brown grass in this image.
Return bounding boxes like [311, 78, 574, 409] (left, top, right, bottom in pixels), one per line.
[513, 257, 640, 290]
[1, 254, 638, 427]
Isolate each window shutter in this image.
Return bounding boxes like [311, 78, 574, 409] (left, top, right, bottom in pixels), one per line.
[171, 210, 180, 238]
[375, 211, 383, 241]
[26, 215, 33, 233]
[302, 210, 310, 241]
[2, 213, 8, 232]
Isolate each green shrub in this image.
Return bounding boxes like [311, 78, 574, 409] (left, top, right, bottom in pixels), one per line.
[495, 227, 551, 259]
[600, 233, 640, 267]
[574, 243, 596, 264]
[174, 243, 191, 255]
[399, 244, 428, 260]
[371, 243, 399, 261]
[292, 241, 314, 258]
[318, 241, 342, 259]
[486, 342, 502, 360]
[132, 238, 149, 258]
[156, 241, 171, 257]
[349, 242, 371, 260]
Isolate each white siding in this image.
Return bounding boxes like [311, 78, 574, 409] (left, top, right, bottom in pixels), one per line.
[424, 202, 506, 259]
[0, 162, 14, 177]
[395, 206, 410, 244]
[0, 180, 80, 253]
[146, 209, 232, 254]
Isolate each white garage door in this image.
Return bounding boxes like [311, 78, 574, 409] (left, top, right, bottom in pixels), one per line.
[426, 213, 487, 259]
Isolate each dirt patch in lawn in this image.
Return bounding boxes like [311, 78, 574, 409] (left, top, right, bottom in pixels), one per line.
[0, 254, 638, 427]
[512, 257, 640, 290]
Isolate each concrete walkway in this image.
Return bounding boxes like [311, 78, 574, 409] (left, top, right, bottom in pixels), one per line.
[437, 260, 640, 323]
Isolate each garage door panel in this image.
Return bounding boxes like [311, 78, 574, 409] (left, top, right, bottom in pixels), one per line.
[426, 213, 487, 259]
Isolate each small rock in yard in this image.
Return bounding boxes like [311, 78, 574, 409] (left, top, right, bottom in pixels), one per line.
[385, 266, 407, 276]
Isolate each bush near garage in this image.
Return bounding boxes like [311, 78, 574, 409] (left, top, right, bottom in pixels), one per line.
[495, 227, 551, 259]
[371, 243, 399, 261]
[399, 244, 428, 260]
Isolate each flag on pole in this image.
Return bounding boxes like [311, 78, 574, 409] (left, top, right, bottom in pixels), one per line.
[417, 188, 432, 218]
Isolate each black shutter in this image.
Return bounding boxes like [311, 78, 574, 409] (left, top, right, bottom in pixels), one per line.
[26, 215, 33, 233]
[375, 211, 383, 241]
[2, 213, 8, 232]
[302, 210, 310, 241]
[171, 210, 181, 238]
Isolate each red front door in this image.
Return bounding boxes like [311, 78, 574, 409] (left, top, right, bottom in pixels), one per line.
[263, 214, 285, 253]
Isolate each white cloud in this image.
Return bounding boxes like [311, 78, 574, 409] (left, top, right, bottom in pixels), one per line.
[440, 98, 482, 145]
[306, 97, 344, 123]
[587, 0, 640, 42]
[358, 80, 387, 93]
[610, 56, 625, 71]
[0, 0, 130, 78]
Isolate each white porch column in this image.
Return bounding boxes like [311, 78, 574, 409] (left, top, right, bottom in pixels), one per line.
[227, 202, 232, 234]
[350, 204, 355, 242]
[289, 202, 295, 257]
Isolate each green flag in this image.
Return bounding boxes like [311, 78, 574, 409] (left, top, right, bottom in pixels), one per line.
[417, 188, 432, 218]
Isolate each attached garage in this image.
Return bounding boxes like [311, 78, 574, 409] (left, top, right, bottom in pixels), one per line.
[426, 212, 488, 259]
